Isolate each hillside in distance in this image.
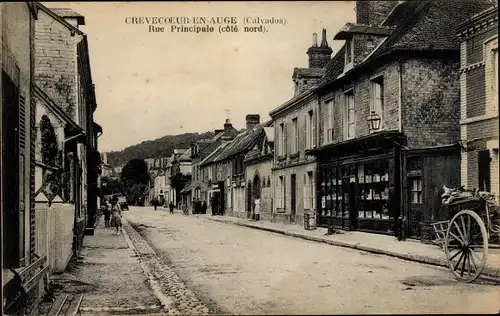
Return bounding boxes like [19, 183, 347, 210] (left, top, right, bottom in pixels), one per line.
[106, 131, 216, 167]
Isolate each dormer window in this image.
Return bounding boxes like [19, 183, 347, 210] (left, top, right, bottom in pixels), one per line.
[345, 39, 353, 66]
[367, 38, 374, 49]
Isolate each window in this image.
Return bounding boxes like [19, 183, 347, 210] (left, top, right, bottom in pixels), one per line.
[276, 176, 284, 208]
[344, 91, 355, 139]
[310, 110, 316, 148]
[371, 76, 385, 130]
[305, 110, 314, 149]
[410, 179, 423, 204]
[478, 150, 491, 192]
[367, 38, 374, 49]
[279, 123, 285, 156]
[345, 39, 353, 65]
[292, 118, 298, 153]
[326, 100, 334, 143]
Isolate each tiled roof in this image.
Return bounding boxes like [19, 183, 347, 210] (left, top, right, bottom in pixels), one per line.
[199, 142, 230, 166]
[373, 0, 494, 58]
[319, 0, 494, 87]
[180, 180, 192, 194]
[318, 45, 346, 86]
[292, 67, 326, 78]
[178, 148, 192, 161]
[49, 8, 84, 18]
[211, 120, 273, 163]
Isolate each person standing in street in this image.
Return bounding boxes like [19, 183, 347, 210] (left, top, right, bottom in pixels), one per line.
[202, 200, 207, 214]
[103, 202, 111, 228]
[169, 202, 174, 214]
[110, 200, 123, 235]
[254, 198, 261, 221]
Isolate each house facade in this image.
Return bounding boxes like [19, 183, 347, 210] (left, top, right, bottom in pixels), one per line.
[1, 2, 51, 314]
[307, 0, 494, 240]
[244, 121, 275, 221]
[269, 31, 330, 225]
[457, 5, 499, 200]
[34, 4, 102, 249]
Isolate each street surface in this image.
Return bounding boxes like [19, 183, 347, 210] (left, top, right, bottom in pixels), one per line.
[124, 206, 500, 315]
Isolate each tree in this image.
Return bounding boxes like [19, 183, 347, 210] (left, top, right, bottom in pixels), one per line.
[40, 115, 60, 166]
[101, 176, 123, 196]
[170, 172, 192, 207]
[120, 159, 150, 204]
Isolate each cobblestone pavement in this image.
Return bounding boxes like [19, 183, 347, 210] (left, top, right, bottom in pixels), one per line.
[122, 218, 212, 315]
[123, 207, 500, 315]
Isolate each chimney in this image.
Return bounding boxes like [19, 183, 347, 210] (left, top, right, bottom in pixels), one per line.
[307, 29, 332, 68]
[245, 114, 260, 131]
[313, 33, 318, 47]
[190, 143, 196, 155]
[224, 118, 233, 131]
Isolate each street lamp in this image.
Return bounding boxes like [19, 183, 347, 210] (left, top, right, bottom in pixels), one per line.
[367, 111, 381, 132]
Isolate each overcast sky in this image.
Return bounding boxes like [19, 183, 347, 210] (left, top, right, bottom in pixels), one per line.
[45, 1, 355, 152]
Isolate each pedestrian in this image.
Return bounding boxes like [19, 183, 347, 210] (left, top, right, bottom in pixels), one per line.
[202, 200, 207, 214]
[110, 200, 123, 235]
[387, 184, 402, 240]
[169, 202, 174, 214]
[152, 198, 159, 211]
[103, 202, 111, 228]
[254, 198, 261, 221]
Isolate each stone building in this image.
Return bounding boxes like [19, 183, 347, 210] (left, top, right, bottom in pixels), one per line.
[307, 0, 494, 239]
[34, 4, 102, 246]
[269, 30, 331, 225]
[457, 5, 498, 199]
[244, 121, 275, 221]
[1, 3, 55, 314]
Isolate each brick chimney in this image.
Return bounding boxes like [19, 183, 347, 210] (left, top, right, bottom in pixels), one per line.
[245, 114, 260, 131]
[223, 118, 233, 131]
[306, 29, 332, 68]
[356, 1, 398, 26]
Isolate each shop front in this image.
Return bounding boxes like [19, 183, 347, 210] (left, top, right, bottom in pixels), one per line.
[307, 131, 406, 236]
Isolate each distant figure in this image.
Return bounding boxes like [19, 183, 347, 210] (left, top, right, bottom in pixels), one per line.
[202, 201, 207, 214]
[110, 200, 123, 235]
[254, 199, 261, 221]
[152, 198, 159, 211]
[103, 202, 111, 228]
[169, 202, 174, 214]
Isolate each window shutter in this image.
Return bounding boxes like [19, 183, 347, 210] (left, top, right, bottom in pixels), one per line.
[312, 111, 316, 148]
[283, 123, 287, 155]
[304, 113, 308, 149]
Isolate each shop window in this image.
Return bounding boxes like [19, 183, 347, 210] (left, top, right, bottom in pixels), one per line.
[411, 179, 423, 204]
[359, 160, 390, 219]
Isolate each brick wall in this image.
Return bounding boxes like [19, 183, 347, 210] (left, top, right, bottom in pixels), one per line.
[35, 10, 80, 120]
[402, 58, 460, 148]
[318, 61, 400, 145]
[353, 34, 385, 67]
[466, 67, 486, 117]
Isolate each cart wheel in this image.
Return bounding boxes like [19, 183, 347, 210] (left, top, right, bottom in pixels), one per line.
[444, 209, 488, 283]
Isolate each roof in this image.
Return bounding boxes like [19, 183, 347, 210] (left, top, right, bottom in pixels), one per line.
[269, 86, 317, 118]
[457, 5, 498, 34]
[333, 23, 393, 40]
[179, 180, 192, 194]
[319, 0, 495, 89]
[292, 67, 326, 79]
[178, 148, 192, 162]
[36, 4, 84, 35]
[49, 8, 86, 25]
[200, 142, 229, 166]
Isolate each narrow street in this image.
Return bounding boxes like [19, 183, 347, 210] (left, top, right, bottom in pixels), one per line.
[124, 207, 500, 315]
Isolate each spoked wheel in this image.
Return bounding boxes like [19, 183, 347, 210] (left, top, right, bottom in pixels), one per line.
[444, 209, 488, 282]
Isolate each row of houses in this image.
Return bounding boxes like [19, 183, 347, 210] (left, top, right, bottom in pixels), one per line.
[2, 3, 103, 314]
[148, 0, 498, 241]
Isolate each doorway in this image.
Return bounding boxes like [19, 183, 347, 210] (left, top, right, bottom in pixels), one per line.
[478, 150, 491, 192]
[291, 174, 296, 223]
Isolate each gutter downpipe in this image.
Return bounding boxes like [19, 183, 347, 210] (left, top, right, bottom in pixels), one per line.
[397, 57, 406, 240]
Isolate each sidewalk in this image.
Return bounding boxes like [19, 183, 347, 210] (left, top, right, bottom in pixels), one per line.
[207, 215, 500, 280]
[38, 217, 162, 315]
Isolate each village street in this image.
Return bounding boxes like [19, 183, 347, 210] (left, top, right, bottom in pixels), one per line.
[122, 206, 499, 315]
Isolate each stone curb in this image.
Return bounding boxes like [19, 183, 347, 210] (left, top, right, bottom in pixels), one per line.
[208, 218, 500, 280]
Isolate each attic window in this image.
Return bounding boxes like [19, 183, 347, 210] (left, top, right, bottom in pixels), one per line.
[367, 39, 374, 49]
[345, 39, 353, 65]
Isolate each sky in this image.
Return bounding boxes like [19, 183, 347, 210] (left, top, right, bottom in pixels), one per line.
[45, 1, 355, 152]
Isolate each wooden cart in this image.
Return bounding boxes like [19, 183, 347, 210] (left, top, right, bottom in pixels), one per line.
[431, 191, 499, 282]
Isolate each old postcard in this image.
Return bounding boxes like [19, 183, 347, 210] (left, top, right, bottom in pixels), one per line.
[1, 1, 499, 315]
